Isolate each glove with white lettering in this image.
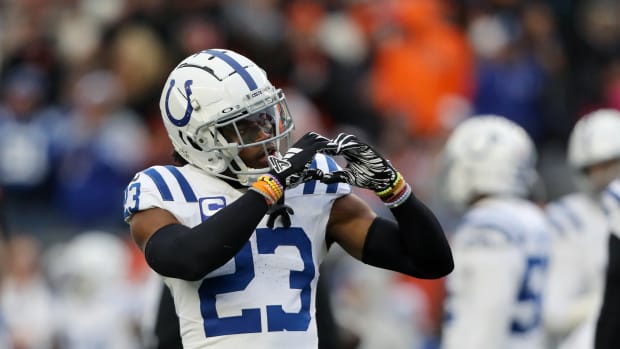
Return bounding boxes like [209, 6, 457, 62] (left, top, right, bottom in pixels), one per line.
[268, 132, 329, 188]
[321, 133, 411, 207]
[251, 132, 328, 205]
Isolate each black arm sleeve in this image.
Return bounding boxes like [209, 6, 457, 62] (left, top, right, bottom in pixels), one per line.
[361, 194, 454, 279]
[144, 190, 269, 281]
[595, 233, 620, 349]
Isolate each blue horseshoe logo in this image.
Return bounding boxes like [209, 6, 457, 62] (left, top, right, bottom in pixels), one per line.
[165, 79, 194, 126]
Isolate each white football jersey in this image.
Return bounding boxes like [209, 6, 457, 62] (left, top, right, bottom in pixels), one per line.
[123, 154, 350, 349]
[544, 192, 608, 349]
[441, 196, 551, 349]
[603, 179, 620, 240]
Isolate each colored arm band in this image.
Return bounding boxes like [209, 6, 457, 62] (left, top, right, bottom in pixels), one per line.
[375, 172, 412, 208]
[250, 174, 284, 206]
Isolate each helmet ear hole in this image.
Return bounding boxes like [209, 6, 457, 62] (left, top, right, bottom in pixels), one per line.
[177, 130, 187, 145]
[186, 136, 203, 151]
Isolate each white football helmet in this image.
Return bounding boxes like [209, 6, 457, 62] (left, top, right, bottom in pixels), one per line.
[568, 108, 620, 193]
[160, 49, 294, 185]
[441, 115, 538, 210]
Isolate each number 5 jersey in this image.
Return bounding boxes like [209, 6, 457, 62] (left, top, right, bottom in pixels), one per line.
[441, 196, 551, 349]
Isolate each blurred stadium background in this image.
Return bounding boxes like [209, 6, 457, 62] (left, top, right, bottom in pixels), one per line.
[1, 0, 619, 348]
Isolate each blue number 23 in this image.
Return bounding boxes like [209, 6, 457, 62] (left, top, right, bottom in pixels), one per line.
[198, 227, 315, 337]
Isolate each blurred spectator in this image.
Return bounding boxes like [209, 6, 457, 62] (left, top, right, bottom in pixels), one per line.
[284, 1, 382, 141]
[0, 65, 67, 232]
[0, 234, 55, 349]
[174, 15, 227, 57]
[284, 87, 330, 141]
[221, 0, 289, 79]
[52, 0, 121, 67]
[603, 59, 620, 111]
[571, 0, 620, 115]
[54, 70, 148, 228]
[370, 0, 473, 140]
[521, 0, 572, 145]
[0, 66, 65, 195]
[468, 5, 546, 143]
[0, 187, 9, 282]
[107, 23, 172, 115]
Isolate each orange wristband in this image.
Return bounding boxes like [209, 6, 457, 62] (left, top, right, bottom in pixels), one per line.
[250, 174, 284, 206]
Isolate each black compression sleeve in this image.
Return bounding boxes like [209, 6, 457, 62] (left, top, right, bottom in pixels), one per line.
[595, 233, 620, 349]
[361, 194, 454, 279]
[144, 190, 268, 280]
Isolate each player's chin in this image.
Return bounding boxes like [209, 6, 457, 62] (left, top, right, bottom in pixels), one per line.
[258, 148, 276, 167]
[248, 155, 269, 169]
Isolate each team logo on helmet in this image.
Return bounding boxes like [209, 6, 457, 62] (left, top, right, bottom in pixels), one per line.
[164, 79, 194, 127]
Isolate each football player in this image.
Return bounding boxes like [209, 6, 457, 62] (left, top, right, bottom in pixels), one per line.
[439, 116, 551, 349]
[122, 49, 453, 349]
[544, 109, 620, 349]
[596, 111, 620, 349]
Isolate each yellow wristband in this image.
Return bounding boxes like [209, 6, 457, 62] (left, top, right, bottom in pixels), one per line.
[251, 174, 284, 205]
[376, 172, 405, 199]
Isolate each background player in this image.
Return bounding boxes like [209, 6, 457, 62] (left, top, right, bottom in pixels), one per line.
[544, 109, 620, 349]
[439, 116, 551, 349]
[597, 178, 620, 348]
[123, 48, 453, 349]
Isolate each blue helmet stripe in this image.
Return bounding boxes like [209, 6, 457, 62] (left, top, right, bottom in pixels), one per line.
[144, 168, 173, 201]
[165, 166, 198, 202]
[206, 49, 258, 91]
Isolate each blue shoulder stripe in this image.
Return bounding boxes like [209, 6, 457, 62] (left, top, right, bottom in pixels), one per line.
[459, 215, 523, 244]
[303, 159, 318, 194]
[554, 200, 583, 231]
[546, 214, 567, 237]
[606, 187, 620, 204]
[300, 155, 342, 195]
[165, 166, 197, 202]
[143, 168, 173, 201]
[325, 156, 339, 193]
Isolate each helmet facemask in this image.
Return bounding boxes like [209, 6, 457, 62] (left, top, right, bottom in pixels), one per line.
[160, 49, 296, 185]
[575, 158, 620, 197]
[193, 89, 294, 185]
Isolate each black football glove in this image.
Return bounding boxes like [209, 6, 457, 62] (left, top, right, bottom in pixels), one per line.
[267, 132, 329, 188]
[321, 133, 397, 192]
